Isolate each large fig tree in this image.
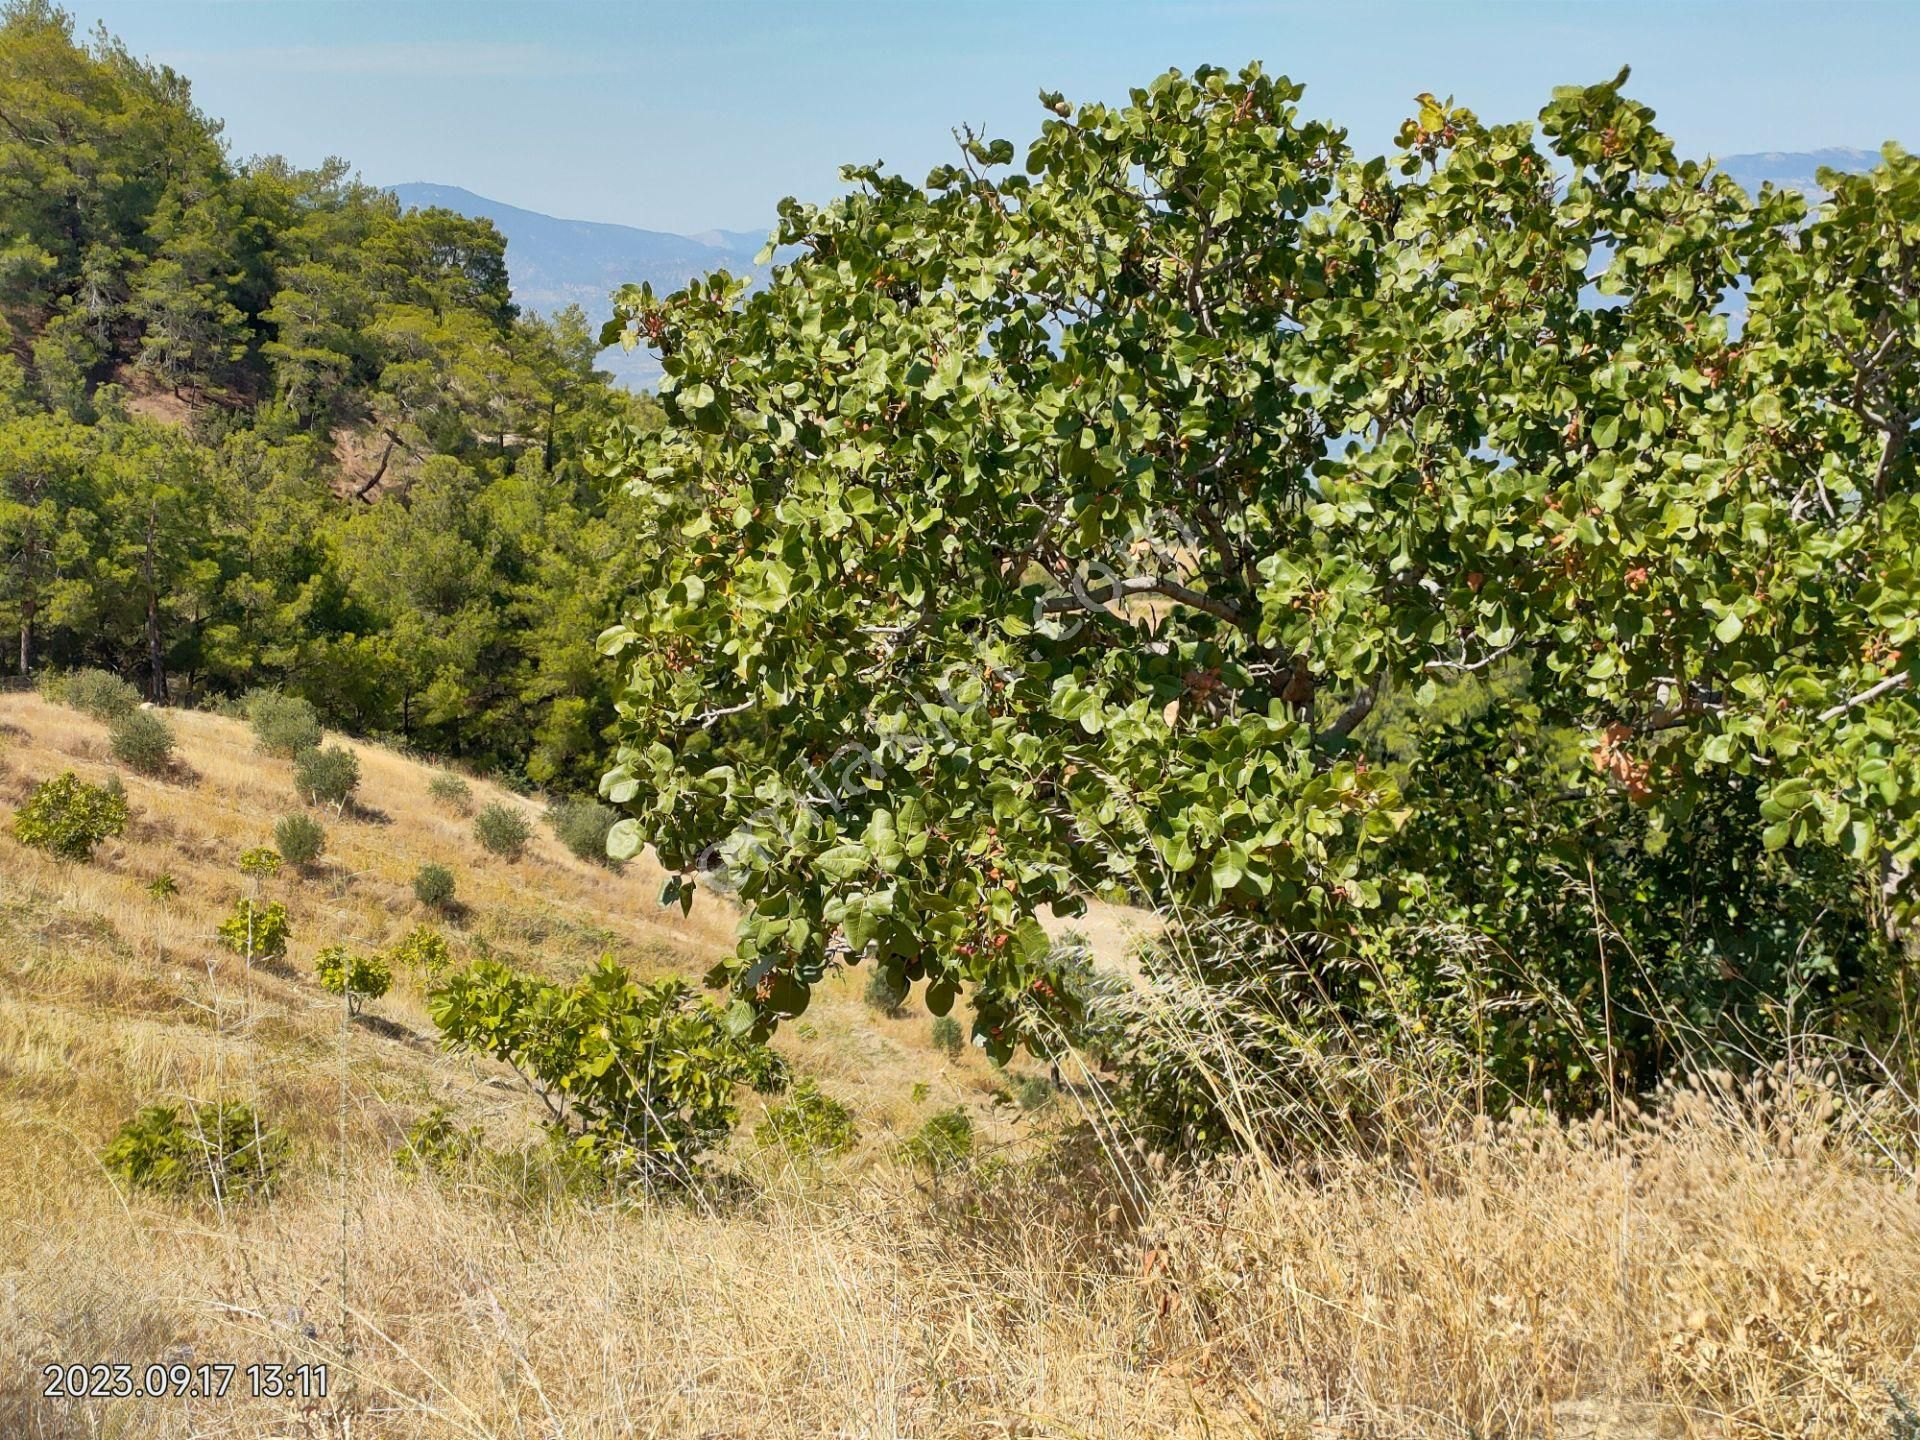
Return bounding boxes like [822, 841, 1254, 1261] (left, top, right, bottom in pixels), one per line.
[595, 66, 1918, 1059]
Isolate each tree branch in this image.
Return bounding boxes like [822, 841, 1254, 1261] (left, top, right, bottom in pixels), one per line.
[686, 698, 755, 728]
[1324, 670, 1386, 738]
[1038, 573, 1244, 626]
[1872, 411, 1915, 504]
[1423, 641, 1519, 675]
[1818, 670, 1912, 723]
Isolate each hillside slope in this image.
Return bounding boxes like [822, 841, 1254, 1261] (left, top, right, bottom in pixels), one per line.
[0, 692, 1032, 1144]
[3, 694, 1916, 1439]
[0, 694, 1057, 1434]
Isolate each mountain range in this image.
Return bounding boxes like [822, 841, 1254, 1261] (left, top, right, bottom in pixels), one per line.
[388, 183, 771, 388]
[391, 149, 1882, 392]
[1717, 146, 1879, 198]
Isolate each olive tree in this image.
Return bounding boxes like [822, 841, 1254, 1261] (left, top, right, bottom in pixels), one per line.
[595, 67, 1919, 1069]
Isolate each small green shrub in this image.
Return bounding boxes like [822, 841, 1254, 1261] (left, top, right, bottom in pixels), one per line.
[217, 898, 290, 962]
[387, 924, 454, 980]
[755, 1078, 858, 1159]
[473, 802, 531, 860]
[247, 690, 322, 757]
[398, 1110, 618, 1205]
[315, 944, 392, 1016]
[146, 873, 179, 901]
[1047, 935, 1131, 1068]
[549, 798, 621, 866]
[930, 1015, 964, 1059]
[427, 772, 472, 813]
[13, 771, 130, 860]
[412, 862, 456, 909]
[1016, 1075, 1054, 1111]
[273, 813, 325, 867]
[395, 1105, 482, 1175]
[432, 958, 788, 1185]
[864, 966, 910, 1018]
[1889, 1386, 1920, 1440]
[107, 708, 174, 774]
[101, 1101, 286, 1197]
[900, 1107, 973, 1171]
[47, 668, 140, 721]
[238, 845, 281, 879]
[294, 744, 359, 810]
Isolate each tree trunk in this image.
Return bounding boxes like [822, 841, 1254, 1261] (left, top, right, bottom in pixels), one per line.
[147, 590, 167, 701]
[144, 506, 168, 702]
[16, 530, 37, 678]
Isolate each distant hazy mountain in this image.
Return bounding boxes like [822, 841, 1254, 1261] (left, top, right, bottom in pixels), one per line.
[396, 152, 1883, 389]
[1718, 147, 1880, 200]
[686, 228, 772, 254]
[388, 183, 771, 389]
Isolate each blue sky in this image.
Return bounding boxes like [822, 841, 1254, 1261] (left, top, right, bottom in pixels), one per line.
[79, 1, 1920, 236]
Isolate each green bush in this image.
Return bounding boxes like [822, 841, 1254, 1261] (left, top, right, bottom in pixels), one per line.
[1044, 935, 1131, 1069]
[395, 1124, 609, 1207]
[48, 668, 141, 721]
[427, 772, 472, 813]
[315, 944, 392, 1016]
[238, 845, 281, 879]
[549, 798, 621, 867]
[930, 1015, 964, 1059]
[12, 771, 129, 861]
[900, 1107, 972, 1171]
[293, 744, 359, 810]
[755, 1078, 858, 1159]
[1079, 686, 1914, 1158]
[387, 924, 454, 980]
[246, 690, 322, 757]
[1016, 1075, 1054, 1111]
[272, 812, 326, 867]
[146, 873, 179, 901]
[107, 708, 174, 774]
[395, 1105, 482, 1176]
[473, 802, 531, 860]
[1368, 693, 1896, 1110]
[864, 966, 910, 1018]
[432, 957, 788, 1185]
[101, 1101, 286, 1197]
[1890, 1386, 1920, 1440]
[412, 863, 456, 909]
[216, 897, 289, 962]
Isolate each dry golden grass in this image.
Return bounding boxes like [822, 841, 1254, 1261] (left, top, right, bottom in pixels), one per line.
[2, 693, 1917, 1438]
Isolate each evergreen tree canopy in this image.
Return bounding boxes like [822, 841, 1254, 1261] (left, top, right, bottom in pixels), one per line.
[0, 1, 662, 787]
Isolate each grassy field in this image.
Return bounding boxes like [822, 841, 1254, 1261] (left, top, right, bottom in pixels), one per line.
[2, 693, 1917, 1438]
